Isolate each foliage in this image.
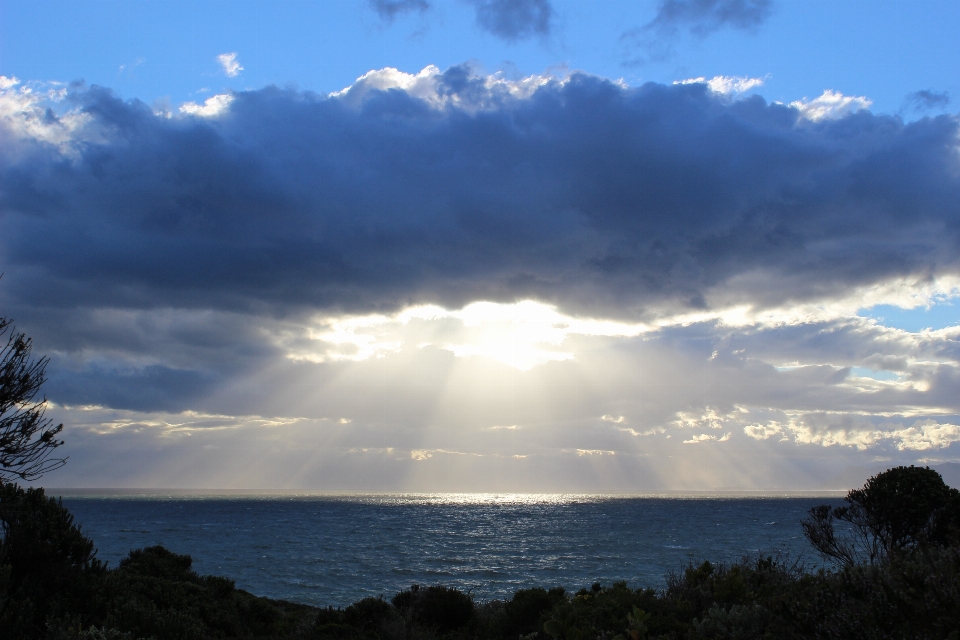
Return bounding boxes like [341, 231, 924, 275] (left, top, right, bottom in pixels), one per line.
[0, 484, 316, 640]
[391, 584, 475, 634]
[0, 482, 104, 638]
[0, 317, 65, 482]
[802, 465, 960, 566]
[786, 545, 960, 640]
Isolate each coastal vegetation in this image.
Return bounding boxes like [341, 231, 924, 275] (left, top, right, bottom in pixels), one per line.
[1, 468, 959, 640]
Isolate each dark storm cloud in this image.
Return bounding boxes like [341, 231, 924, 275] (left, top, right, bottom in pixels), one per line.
[471, 0, 552, 40]
[368, 0, 430, 23]
[2, 71, 960, 325]
[906, 89, 951, 112]
[48, 363, 217, 412]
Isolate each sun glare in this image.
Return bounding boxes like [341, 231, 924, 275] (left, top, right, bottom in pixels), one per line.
[285, 300, 649, 370]
[281, 280, 960, 371]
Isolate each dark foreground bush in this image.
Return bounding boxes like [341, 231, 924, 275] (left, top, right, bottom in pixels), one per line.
[0, 482, 105, 638]
[1, 483, 314, 640]
[392, 584, 475, 634]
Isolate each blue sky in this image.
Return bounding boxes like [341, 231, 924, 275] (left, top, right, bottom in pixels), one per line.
[2, 0, 960, 491]
[4, 0, 958, 116]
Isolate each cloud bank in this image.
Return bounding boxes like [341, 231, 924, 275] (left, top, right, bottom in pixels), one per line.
[4, 68, 958, 322]
[2, 67, 960, 490]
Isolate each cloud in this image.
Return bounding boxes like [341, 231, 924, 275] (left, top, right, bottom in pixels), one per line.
[675, 75, 765, 96]
[4, 67, 958, 329]
[789, 89, 872, 121]
[216, 52, 243, 77]
[905, 89, 950, 112]
[6, 65, 960, 489]
[647, 0, 773, 36]
[179, 94, 234, 117]
[890, 420, 960, 451]
[682, 433, 730, 444]
[332, 64, 554, 110]
[625, 0, 773, 62]
[32, 308, 960, 490]
[471, 0, 552, 41]
[743, 423, 781, 440]
[0, 78, 89, 152]
[369, 0, 430, 23]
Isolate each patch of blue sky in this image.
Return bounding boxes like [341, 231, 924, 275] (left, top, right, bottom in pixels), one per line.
[849, 367, 900, 382]
[858, 302, 960, 333]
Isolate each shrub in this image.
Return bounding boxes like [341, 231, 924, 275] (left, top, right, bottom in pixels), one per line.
[392, 585, 475, 634]
[0, 483, 105, 638]
[803, 465, 960, 566]
[500, 586, 566, 638]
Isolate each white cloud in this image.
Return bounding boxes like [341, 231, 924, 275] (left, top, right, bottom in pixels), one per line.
[674, 406, 748, 430]
[601, 414, 625, 423]
[0, 77, 93, 153]
[179, 94, 234, 117]
[890, 420, 960, 451]
[618, 427, 661, 437]
[743, 423, 782, 440]
[791, 89, 872, 121]
[675, 75, 765, 95]
[681, 433, 731, 444]
[58, 404, 303, 436]
[332, 65, 559, 111]
[410, 448, 483, 460]
[683, 433, 718, 444]
[217, 52, 243, 77]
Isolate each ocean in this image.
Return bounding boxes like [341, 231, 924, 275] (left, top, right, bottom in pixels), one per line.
[58, 492, 844, 608]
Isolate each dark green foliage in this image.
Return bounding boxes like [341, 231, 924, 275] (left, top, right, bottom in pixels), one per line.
[785, 545, 960, 640]
[392, 585, 475, 634]
[690, 603, 771, 640]
[0, 482, 105, 638]
[1, 484, 316, 640]
[95, 545, 314, 640]
[498, 586, 566, 638]
[344, 597, 401, 635]
[311, 622, 363, 639]
[802, 465, 960, 566]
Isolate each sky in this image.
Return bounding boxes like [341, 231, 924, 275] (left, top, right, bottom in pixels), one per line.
[2, 0, 960, 491]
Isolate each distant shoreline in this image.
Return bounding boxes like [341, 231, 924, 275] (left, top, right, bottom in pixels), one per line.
[48, 488, 848, 499]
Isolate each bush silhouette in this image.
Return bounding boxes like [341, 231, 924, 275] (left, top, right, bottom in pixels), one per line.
[803, 465, 960, 566]
[0, 483, 104, 637]
[392, 584, 475, 633]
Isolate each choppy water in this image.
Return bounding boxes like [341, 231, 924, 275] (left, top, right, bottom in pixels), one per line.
[58, 493, 842, 607]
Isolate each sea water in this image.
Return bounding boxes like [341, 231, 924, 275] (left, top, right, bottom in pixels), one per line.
[58, 493, 843, 608]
